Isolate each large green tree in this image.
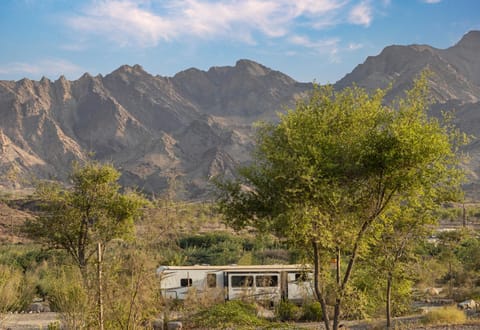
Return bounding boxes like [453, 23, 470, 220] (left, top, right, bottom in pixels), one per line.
[215, 75, 464, 330]
[365, 196, 437, 327]
[23, 162, 147, 277]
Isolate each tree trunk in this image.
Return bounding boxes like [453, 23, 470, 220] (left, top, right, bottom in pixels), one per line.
[97, 243, 104, 330]
[312, 240, 330, 330]
[386, 273, 392, 328]
[333, 248, 341, 330]
[79, 257, 88, 284]
[333, 300, 341, 330]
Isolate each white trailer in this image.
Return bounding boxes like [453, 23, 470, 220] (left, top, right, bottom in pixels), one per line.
[157, 264, 314, 304]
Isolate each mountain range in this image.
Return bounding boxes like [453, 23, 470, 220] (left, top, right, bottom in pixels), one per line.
[1, 31, 479, 200]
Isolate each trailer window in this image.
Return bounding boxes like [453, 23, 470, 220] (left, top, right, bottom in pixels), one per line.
[207, 274, 217, 288]
[180, 278, 192, 287]
[295, 272, 309, 282]
[256, 275, 278, 287]
[231, 275, 253, 287]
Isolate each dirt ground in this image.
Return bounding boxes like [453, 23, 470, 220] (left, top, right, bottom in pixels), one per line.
[2, 313, 480, 330]
[0, 312, 60, 330]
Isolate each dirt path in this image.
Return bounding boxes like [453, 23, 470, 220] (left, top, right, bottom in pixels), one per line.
[0, 312, 60, 330]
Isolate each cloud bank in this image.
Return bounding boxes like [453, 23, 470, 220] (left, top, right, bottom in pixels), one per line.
[0, 59, 83, 80]
[66, 0, 376, 50]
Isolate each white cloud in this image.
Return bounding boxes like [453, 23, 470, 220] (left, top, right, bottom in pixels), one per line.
[347, 42, 363, 50]
[422, 0, 441, 3]
[289, 35, 340, 60]
[66, 0, 376, 47]
[68, 1, 175, 47]
[0, 59, 83, 79]
[348, 1, 373, 26]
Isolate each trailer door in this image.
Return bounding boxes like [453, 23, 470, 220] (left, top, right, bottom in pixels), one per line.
[227, 273, 254, 300]
[255, 273, 281, 303]
[287, 271, 314, 303]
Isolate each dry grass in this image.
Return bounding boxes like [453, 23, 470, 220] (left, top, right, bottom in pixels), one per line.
[421, 306, 467, 325]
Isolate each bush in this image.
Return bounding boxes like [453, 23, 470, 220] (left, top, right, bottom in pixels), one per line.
[422, 306, 466, 325]
[38, 265, 93, 329]
[275, 300, 300, 321]
[301, 301, 323, 322]
[186, 300, 270, 329]
[102, 247, 163, 330]
[180, 233, 245, 265]
[0, 264, 35, 312]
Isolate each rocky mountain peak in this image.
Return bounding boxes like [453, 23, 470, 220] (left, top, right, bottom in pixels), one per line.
[2, 32, 480, 199]
[111, 64, 148, 76]
[336, 30, 480, 102]
[234, 59, 271, 77]
[452, 30, 480, 50]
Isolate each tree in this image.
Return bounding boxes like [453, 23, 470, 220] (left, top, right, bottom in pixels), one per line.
[215, 75, 464, 330]
[23, 161, 148, 278]
[365, 197, 437, 327]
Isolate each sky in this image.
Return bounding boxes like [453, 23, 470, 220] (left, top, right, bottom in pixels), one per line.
[0, 0, 479, 84]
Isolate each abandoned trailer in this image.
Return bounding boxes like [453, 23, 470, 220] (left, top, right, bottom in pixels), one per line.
[156, 264, 314, 304]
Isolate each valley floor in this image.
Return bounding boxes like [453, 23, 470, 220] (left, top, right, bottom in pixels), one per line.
[2, 312, 480, 330]
[0, 312, 59, 330]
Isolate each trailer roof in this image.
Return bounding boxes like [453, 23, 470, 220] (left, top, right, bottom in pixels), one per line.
[157, 264, 311, 272]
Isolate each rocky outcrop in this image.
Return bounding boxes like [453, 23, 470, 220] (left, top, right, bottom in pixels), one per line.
[0, 60, 309, 198]
[1, 31, 480, 199]
[336, 31, 480, 104]
[335, 30, 480, 200]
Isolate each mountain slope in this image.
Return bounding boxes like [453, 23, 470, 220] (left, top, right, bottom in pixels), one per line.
[1, 32, 480, 199]
[336, 31, 480, 104]
[0, 60, 310, 198]
[335, 30, 480, 199]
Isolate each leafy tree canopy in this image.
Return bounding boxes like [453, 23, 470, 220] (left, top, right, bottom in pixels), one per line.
[215, 74, 465, 330]
[23, 161, 148, 275]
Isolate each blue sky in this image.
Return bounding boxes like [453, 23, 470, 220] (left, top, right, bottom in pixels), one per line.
[0, 0, 479, 84]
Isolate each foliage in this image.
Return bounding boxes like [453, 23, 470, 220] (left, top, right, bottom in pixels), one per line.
[186, 300, 270, 329]
[0, 244, 62, 272]
[38, 264, 93, 329]
[301, 301, 323, 322]
[0, 264, 35, 312]
[422, 306, 467, 325]
[179, 232, 246, 265]
[34, 242, 163, 330]
[22, 161, 148, 276]
[215, 74, 465, 330]
[275, 300, 301, 321]
[102, 244, 162, 330]
[363, 197, 436, 325]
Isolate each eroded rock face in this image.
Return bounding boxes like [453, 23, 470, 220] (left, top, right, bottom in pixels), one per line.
[336, 31, 480, 104]
[1, 31, 480, 199]
[0, 60, 310, 198]
[335, 31, 480, 200]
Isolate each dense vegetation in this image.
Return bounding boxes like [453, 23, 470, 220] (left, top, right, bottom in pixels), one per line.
[1, 77, 480, 329]
[1, 193, 480, 328]
[215, 74, 467, 329]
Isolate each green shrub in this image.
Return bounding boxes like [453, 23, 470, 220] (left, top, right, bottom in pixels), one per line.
[186, 300, 269, 329]
[47, 321, 62, 330]
[180, 233, 245, 265]
[422, 306, 466, 325]
[275, 300, 301, 321]
[0, 264, 35, 312]
[38, 265, 93, 329]
[301, 301, 323, 322]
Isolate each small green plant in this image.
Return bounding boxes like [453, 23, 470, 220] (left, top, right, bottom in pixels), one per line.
[186, 300, 270, 329]
[275, 300, 300, 321]
[47, 321, 61, 330]
[422, 306, 466, 325]
[301, 301, 323, 322]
